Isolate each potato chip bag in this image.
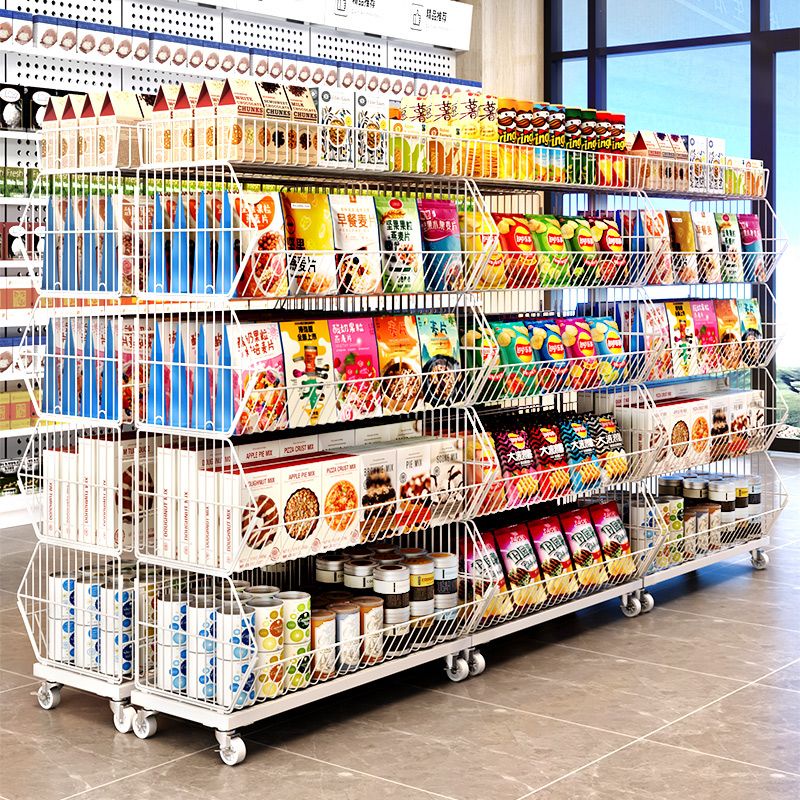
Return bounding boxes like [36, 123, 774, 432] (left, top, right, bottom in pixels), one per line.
[557, 216, 600, 286]
[461, 323, 503, 403]
[586, 316, 626, 385]
[588, 501, 636, 576]
[490, 320, 538, 397]
[493, 429, 539, 508]
[584, 412, 628, 484]
[528, 418, 570, 500]
[461, 210, 505, 289]
[528, 516, 579, 596]
[583, 215, 627, 284]
[526, 214, 570, 287]
[525, 319, 569, 392]
[559, 508, 609, 587]
[494, 523, 547, 607]
[462, 535, 514, 618]
[558, 317, 600, 390]
[492, 212, 537, 289]
[559, 416, 603, 493]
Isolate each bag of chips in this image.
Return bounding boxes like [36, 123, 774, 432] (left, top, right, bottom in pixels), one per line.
[374, 195, 426, 294]
[559, 416, 603, 493]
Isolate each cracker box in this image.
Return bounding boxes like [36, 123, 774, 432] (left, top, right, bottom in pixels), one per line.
[715, 213, 744, 282]
[559, 507, 609, 587]
[358, 443, 398, 540]
[691, 211, 722, 283]
[417, 313, 461, 407]
[737, 213, 767, 283]
[397, 440, 431, 532]
[490, 320, 538, 398]
[59, 94, 83, 170]
[216, 79, 265, 163]
[77, 92, 106, 170]
[690, 300, 721, 374]
[328, 317, 381, 422]
[665, 301, 700, 378]
[40, 95, 68, 171]
[194, 79, 225, 161]
[320, 453, 360, 550]
[669, 133, 689, 191]
[375, 315, 422, 414]
[354, 91, 388, 171]
[318, 86, 354, 167]
[150, 84, 180, 166]
[715, 299, 742, 371]
[282, 191, 337, 295]
[374, 195, 425, 293]
[493, 523, 547, 607]
[528, 516, 579, 596]
[737, 297, 763, 367]
[171, 82, 202, 163]
[279, 320, 335, 428]
[257, 81, 292, 164]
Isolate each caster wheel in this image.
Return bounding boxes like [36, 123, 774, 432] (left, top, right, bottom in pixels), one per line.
[468, 651, 486, 677]
[133, 711, 158, 740]
[37, 683, 61, 710]
[640, 592, 655, 614]
[620, 595, 642, 618]
[219, 736, 247, 766]
[111, 704, 136, 734]
[445, 656, 470, 682]
[751, 550, 769, 570]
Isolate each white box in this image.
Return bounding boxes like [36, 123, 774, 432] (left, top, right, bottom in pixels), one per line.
[688, 135, 708, 191]
[279, 435, 319, 460]
[397, 441, 431, 533]
[357, 443, 398, 540]
[320, 453, 360, 549]
[317, 86, 355, 167]
[429, 435, 464, 523]
[318, 429, 356, 450]
[155, 445, 176, 560]
[279, 457, 324, 557]
[59, 449, 80, 542]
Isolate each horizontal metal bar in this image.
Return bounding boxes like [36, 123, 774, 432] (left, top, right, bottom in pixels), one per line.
[32, 662, 134, 702]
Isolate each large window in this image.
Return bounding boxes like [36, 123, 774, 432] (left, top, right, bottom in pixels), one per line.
[547, 0, 800, 449]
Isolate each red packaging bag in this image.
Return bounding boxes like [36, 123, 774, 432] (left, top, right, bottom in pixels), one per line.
[528, 515, 579, 596]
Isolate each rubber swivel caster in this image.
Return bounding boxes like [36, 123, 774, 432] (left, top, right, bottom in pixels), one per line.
[751, 550, 769, 570]
[620, 595, 642, 618]
[467, 650, 486, 676]
[133, 710, 158, 740]
[36, 682, 61, 710]
[444, 654, 470, 682]
[110, 701, 136, 733]
[216, 730, 247, 766]
[640, 592, 655, 613]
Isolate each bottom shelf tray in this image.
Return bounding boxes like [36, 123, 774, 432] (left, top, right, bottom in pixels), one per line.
[33, 662, 134, 703]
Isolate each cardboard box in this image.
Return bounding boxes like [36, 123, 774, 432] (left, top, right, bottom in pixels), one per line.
[172, 82, 202, 163]
[320, 453, 360, 549]
[216, 78, 265, 162]
[257, 82, 291, 163]
[397, 440, 431, 532]
[284, 85, 318, 166]
[357, 443, 398, 540]
[194, 79, 225, 161]
[150, 83, 181, 164]
[77, 92, 105, 169]
[98, 90, 145, 168]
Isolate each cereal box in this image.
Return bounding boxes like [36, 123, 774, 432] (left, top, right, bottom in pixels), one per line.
[417, 198, 464, 291]
[667, 210, 699, 284]
[709, 394, 731, 460]
[737, 298, 763, 367]
[490, 320, 537, 398]
[284, 85, 318, 166]
[328, 318, 381, 422]
[737, 214, 767, 282]
[417, 313, 461, 407]
[321, 454, 360, 549]
[374, 315, 422, 414]
[216, 79, 265, 163]
[588, 501, 636, 576]
[526, 215, 570, 287]
[715, 213, 744, 282]
[397, 440, 431, 533]
[492, 213, 537, 289]
[279, 320, 336, 428]
[689, 300, 721, 374]
[728, 391, 751, 456]
[691, 211, 722, 283]
[328, 194, 382, 295]
[558, 317, 600, 390]
[256, 81, 291, 163]
[584, 412, 628, 484]
[526, 320, 569, 393]
[374, 195, 425, 293]
[665, 301, 700, 378]
[559, 416, 603, 493]
[492, 430, 538, 508]
[559, 508, 608, 587]
[528, 516, 578, 596]
[429, 435, 464, 523]
[493, 523, 547, 607]
[715, 299, 742, 371]
[282, 192, 337, 296]
[558, 217, 600, 286]
[587, 316, 627, 385]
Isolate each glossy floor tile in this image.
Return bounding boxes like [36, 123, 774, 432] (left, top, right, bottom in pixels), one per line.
[0, 459, 798, 799]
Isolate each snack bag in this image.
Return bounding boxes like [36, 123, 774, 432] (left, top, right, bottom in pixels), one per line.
[374, 195, 426, 294]
[584, 215, 627, 284]
[642, 210, 674, 285]
[329, 193, 382, 295]
[558, 317, 600, 390]
[715, 299, 742, 370]
[559, 508, 609, 587]
[665, 300, 700, 378]
[465, 431, 505, 516]
[417, 198, 464, 291]
[559, 416, 602, 493]
[558, 216, 600, 286]
[737, 297, 763, 367]
[584, 412, 628, 484]
[492, 212, 537, 289]
[461, 323, 503, 403]
[528, 418, 570, 500]
[490, 320, 538, 398]
[526, 319, 569, 392]
[640, 302, 672, 380]
[282, 192, 337, 295]
[715, 212, 744, 282]
[690, 300, 721, 374]
[528, 516, 579, 596]
[587, 316, 626, 385]
[374, 315, 422, 414]
[690, 211, 722, 283]
[417, 313, 461, 406]
[328, 317, 381, 422]
[667, 210, 700, 284]
[588, 501, 636, 576]
[737, 213, 767, 282]
[461, 211, 505, 290]
[494, 523, 548, 607]
[615, 210, 647, 284]
[526, 214, 570, 287]
[462, 535, 514, 618]
[492, 429, 538, 508]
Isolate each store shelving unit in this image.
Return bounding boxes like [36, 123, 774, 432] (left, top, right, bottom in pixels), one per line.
[13, 112, 788, 765]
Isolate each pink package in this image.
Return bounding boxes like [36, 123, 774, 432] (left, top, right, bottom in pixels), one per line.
[642, 303, 672, 380]
[527, 516, 579, 596]
[690, 300, 720, 375]
[328, 317, 381, 422]
[642, 211, 674, 285]
[557, 317, 600, 390]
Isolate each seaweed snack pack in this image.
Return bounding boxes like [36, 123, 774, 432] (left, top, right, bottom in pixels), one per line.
[528, 418, 570, 499]
[737, 297, 763, 367]
[282, 192, 337, 295]
[417, 198, 464, 291]
[374, 315, 422, 414]
[279, 320, 336, 428]
[667, 210, 700, 284]
[558, 317, 600, 390]
[584, 412, 628, 484]
[690, 299, 721, 374]
[417, 313, 461, 406]
[715, 299, 742, 371]
[328, 193, 382, 295]
[588, 501, 636, 576]
[559, 508, 608, 587]
[526, 320, 569, 392]
[493, 523, 547, 607]
[492, 429, 539, 508]
[526, 214, 570, 287]
[492, 213, 537, 289]
[737, 213, 767, 282]
[528, 516, 579, 596]
[374, 195, 425, 294]
[559, 416, 602, 493]
[583, 215, 627, 284]
[587, 316, 626, 385]
[665, 300, 699, 378]
[715, 213, 744, 282]
[490, 320, 537, 398]
[690, 211, 722, 283]
[328, 317, 381, 422]
[558, 216, 600, 286]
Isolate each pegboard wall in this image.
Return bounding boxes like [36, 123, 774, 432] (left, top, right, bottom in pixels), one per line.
[223, 13, 309, 53]
[123, 1, 223, 41]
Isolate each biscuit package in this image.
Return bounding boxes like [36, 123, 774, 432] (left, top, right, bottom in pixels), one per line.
[492, 213, 538, 288]
[690, 211, 722, 283]
[329, 193, 382, 295]
[715, 299, 742, 370]
[665, 301, 699, 378]
[526, 320, 569, 392]
[328, 317, 381, 422]
[374, 315, 422, 414]
[737, 298, 763, 367]
[667, 210, 699, 284]
[417, 313, 461, 406]
[526, 214, 570, 287]
[417, 198, 464, 291]
[493, 523, 547, 607]
[527, 516, 578, 596]
[737, 214, 767, 283]
[282, 192, 337, 295]
[559, 416, 602, 493]
[462, 535, 514, 618]
[490, 320, 538, 398]
[715, 213, 744, 282]
[374, 195, 425, 293]
[588, 501, 636, 576]
[559, 508, 608, 587]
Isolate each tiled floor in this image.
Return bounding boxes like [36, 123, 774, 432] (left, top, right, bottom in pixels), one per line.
[1, 458, 799, 800]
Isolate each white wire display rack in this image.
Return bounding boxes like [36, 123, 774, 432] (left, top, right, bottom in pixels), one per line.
[14, 98, 788, 765]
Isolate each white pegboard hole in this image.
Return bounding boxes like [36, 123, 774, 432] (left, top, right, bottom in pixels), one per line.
[123, 1, 222, 40]
[124, 68, 187, 96]
[311, 30, 385, 66]
[388, 44, 455, 77]
[6, 54, 119, 92]
[5, 0, 118, 27]
[223, 15, 309, 53]
[6, 142, 39, 170]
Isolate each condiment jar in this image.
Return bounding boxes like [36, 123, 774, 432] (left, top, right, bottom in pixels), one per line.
[707, 480, 736, 543]
[328, 602, 360, 671]
[249, 584, 281, 597]
[682, 478, 708, 501]
[658, 475, 684, 496]
[343, 559, 375, 590]
[373, 554, 404, 566]
[405, 555, 435, 617]
[430, 552, 458, 609]
[747, 475, 763, 536]
[315, 554, 346, 585]
[398, 547, 428, 560]
[352, 596, 384, 663]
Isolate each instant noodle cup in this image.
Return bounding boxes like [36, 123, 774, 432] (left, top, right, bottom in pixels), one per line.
[526, 214, 570, 287]
[492, 212, 537, 289]
[489, 320, 538, 398]
[558, 317, 600, 390]
[525, 319, 569, 392]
